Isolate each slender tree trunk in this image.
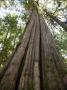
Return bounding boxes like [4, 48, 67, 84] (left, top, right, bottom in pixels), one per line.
[0, 10, 67, 90]
[44, 9, 67, 31]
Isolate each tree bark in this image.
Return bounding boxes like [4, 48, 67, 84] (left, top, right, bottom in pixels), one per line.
[40, 16, 66, 90]
[0, 10, 67, 90]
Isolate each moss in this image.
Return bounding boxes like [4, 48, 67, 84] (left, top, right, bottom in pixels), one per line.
[28, 80, 34, 90]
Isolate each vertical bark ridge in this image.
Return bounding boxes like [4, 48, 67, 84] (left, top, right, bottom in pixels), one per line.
[39, 15, 44, 90]
[28, 47, 34, 90]
[33, 11, 40, 90]
[15, 13, 35, 90]
[18, 11, 36, 90]
[0, 13, 34, 90]
[0, 10, 66, 90]
[0, 11, 33, 82]
[15, 12, 36, 90]
[0, 15, 31, 81]
[42, 16, 66, 79]
[40, 16, 65, 90]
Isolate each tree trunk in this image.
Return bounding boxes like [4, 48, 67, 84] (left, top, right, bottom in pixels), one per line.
[44, 9, 67, 31]
[40, 16, 66, 90]
[0, 10, 67, 90]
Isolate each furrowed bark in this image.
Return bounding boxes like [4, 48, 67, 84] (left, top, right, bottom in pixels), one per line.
[18, 11, 40, 90]
[0, 13, 32, 82]
[40, 16, 65, 90]
[33, 12, 40, 90]
[18, 11, 36, 90]
[0, 13, 34, 90]
[0, 9, 67, 90]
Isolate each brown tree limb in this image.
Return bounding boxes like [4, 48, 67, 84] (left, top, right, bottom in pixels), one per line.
[44, 9, 67, 31]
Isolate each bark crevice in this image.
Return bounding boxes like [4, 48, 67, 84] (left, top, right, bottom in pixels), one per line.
[0, 11, 67, 90]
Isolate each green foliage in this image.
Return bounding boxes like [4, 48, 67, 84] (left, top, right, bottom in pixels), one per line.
[4, 14, 18, 28]
[0, 14, 24, 70]
[0, 0, 67, 70]
[55, 31, 67, 54]
[0, 0, 14, 7]
[23, 0, 38, 10]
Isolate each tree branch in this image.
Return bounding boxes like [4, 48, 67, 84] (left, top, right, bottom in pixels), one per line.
[44, 9, 67, 31]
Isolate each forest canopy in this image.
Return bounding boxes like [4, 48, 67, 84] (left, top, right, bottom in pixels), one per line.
[0, 0, 67, 90]
[0, 0, 67, 72]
